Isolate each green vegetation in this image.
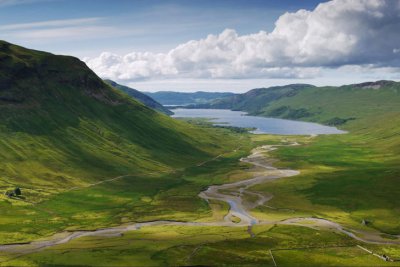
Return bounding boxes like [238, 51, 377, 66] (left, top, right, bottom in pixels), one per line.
[178, 117, 255, 133]
[0, 40, 252, 243]
[192, 84, 314, 112]
[0, 141, 252, 243]
[260, 81, 400, 126]
[199, 81, 400, 128]
[1, 40, 399, 266]
[189, 80, 400, 237]
[250, 115, 400, 234]
[0, 40, 242, 189]
[104, 79, 173, 115]
[145, 91, 235, 106]
[4, 224, 399, 266]
[185, 81, 400, 264]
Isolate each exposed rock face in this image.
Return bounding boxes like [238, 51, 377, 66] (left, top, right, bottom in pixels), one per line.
[353, 80, 395, 90]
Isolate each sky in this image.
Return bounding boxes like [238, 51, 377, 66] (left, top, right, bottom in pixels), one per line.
[1, 0, 400, 92]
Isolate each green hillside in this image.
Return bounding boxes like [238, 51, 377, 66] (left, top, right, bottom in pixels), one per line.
[192, 81, 400, 234]
[0, 40, 226, 188]
[1, 40, 399, 266]
[145, 91, 236, 106]
[240, 82, 400, 235]
[0, 41, 248, 243]
[104, 79, 173, 115]
[202, 81, 400, 128]
[193, 84, 314, 113]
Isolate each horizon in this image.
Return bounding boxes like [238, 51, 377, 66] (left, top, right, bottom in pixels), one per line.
[1, 0, 400, 92]
[1, 1, 400, 265]
[119, 79, 398, 93]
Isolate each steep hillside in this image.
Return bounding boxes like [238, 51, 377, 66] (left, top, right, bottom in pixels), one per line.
[0, 40, 239, 190]
[104, 80, 172, 115]
[145, 91, 236, 106]
[0, 40, 251, 243]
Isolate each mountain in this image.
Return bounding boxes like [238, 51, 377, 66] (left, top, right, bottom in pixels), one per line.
[144, 91, 236, 106]
[190, 84, 314, 112]
[0, 40, 249, 245]
[195, 81, 400, 127]
[104, 80, 173, 115]
[0, 40, 235, 190]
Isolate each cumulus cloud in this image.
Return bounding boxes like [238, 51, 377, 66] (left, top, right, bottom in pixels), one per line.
[84, 0, 400, 82]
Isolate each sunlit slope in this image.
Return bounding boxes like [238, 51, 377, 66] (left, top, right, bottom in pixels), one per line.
[104, 79, 173, 115]
[247, 91, 400, 234]
[198, 80, 400, 235]
[259, 82, 400, 127]
[0, 40, 234, 189]
[204, 81, 400, 129]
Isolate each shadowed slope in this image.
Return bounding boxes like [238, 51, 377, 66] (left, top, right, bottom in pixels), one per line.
[104, 79, 173, 115]
[0, 40, 234, 189]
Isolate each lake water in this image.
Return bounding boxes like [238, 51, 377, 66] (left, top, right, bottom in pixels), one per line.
[171, 109, 346, 135]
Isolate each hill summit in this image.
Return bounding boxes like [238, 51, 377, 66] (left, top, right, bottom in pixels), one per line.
[0, 40, 229, 188]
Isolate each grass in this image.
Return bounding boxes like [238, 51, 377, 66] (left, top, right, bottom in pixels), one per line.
[1, 122, 400, 265]
[249, 112, 400, 235]
[260, 83, 400, 125]
[271, 246, 398, 266]
[204, 81, 400, 128]
[3, 224, 396, 266]
[198, 199, 229, 222]
[0, 40, 254, 244]
[2, 120, 399, 266]
[1, 41, 400, 266]
[0, 129, 252, 243]
[104, 79, 173, 115]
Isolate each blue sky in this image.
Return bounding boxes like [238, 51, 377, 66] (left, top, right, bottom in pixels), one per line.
[1, 0, 399, 92]
[0, 0, 325, 56]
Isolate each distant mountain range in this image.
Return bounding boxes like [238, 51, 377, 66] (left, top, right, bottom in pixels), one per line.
[104, 80, 173, 115]
[188, 81, 400, 126]
[144, 91, 236, 106]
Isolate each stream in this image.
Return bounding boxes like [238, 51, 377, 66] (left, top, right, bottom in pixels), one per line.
[1, 144, 399, 258]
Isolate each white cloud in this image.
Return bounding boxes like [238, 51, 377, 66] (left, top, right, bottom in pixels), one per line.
[85, 0, 400, 82]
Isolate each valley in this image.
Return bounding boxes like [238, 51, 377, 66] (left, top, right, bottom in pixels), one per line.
[1, 133, 400, 266]
[0, 40, 399, 266]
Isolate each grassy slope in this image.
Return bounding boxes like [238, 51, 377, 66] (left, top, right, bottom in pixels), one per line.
[0, 135, 252, 243]
[252, 115, 400, 234]
[201, 81, 400, 234]
[0, 40, 232, 189]
[245, 83, 400, 233]
[198, 84, 315, 114]
[1, 40, 399, 266]
[185, 82, 400, 264]
[104, 79, 173, 115]
[258, 82, 400, 126]
[145, 91, 236, 105]
[0, 41, 251, 242]
[4, 129, 400, 266]
[203, 81, 400, 126]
